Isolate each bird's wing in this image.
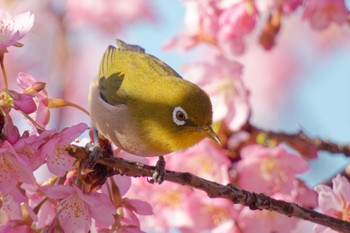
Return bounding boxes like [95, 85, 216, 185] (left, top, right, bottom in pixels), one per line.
[97, 40, 182, 106]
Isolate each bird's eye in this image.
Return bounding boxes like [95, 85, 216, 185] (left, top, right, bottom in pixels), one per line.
[172, 106, 188, 126]
[176, 111, 186, 120]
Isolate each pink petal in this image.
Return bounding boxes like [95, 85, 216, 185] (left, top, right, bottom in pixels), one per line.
[119, 208, 141, 228]
[1, 194, 22, 220]
[0, 10, 11, 21]
[58, 123, 89, 142]
[36, 200, 56, 228]
[115, 175, 132, 196]
[46, 143, 74, 176]
[13, 152, 35, 184]
[291, 179, 318, 208]
[0, 156, 19, 191]
[16, 72, 36, 89]
[39, 137, 57, 164]
[14, 134, 48, 170]
[314, 184, 341, 212]
[332, 174, 350, 202]
[59, 193, 91, 233]
[12, 11, 34, 39]
[100, 175, 131, 197]
[0, 141, 34, 192]
[0, 11, 34, 49]
[277, 149, 308, 174]
[7, 186, 27, 203]
[77, 188, 116, 227]
[41, 185, 74, 199]
[124, 198, 153, 215]
[313, 224, 337, 233]
[35, 98, 50, 128]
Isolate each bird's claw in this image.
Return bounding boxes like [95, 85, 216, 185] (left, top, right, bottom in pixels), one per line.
[148, 156, 166, 184]
[83, 144, 101, 170]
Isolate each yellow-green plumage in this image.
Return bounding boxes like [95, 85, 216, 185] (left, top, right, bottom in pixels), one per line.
[88, 40, 218, 157]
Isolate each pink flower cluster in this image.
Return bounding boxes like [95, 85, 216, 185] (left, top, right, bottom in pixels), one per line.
[164, 0, 259, 56]
[126, 142, 319, 232]
[0, 72, 153, 232]
[165, 0, 349, 54]
[303, 0, 349, 30]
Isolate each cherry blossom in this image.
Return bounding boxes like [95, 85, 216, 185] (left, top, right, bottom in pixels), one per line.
[183, 55, 249, 131]
[182, 191, 238, 232]
[236, 144, 308, 195]
[0, 186, 27, 221]
[21, 184, 56, 229]
[98, 175, 152, 232]
[0, 140, 35, 193]
[314, 174, 350, 233]
[13, 129, 55, 170]
[167, 140, 230, 183]
[128, 180, 193, 232]
[218, 1, 257, 38]
[165, 0, 259, 56]
[39, 123, 88, 176]
[164, 0, 219, 51]
[16, 73, 49, 128]
[217, 0, 258, 56]
[42, 185, 116, 233]
[0, 11, 34, 52]
[303, 0, 349, 30]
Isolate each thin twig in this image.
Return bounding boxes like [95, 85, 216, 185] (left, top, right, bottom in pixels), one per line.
[68, 145, 350, 233]
[48, 98, 90, 116]
[0, 53, 8, 89]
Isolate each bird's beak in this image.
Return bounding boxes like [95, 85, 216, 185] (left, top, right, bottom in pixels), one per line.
[200, 125, 221, 145]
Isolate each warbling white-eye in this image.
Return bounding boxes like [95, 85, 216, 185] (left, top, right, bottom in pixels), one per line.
[88, 40, 220, 183]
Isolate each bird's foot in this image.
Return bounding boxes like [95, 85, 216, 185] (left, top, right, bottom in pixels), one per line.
[148, 156, 166, 184]
[83, 143, 101, 170]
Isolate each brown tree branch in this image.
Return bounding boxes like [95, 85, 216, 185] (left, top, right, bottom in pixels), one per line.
[250, 125, 350, 157]
[68, 145, 350, 233]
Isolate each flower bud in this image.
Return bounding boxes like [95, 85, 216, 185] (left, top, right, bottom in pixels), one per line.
[23, 82, 46, 94]
[13, 93, 37, 114]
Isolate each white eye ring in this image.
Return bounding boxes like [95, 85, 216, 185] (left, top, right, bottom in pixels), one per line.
[172, 106, 188, 126]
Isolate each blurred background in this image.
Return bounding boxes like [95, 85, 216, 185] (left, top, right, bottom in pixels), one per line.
[1, 0, 350, 187]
